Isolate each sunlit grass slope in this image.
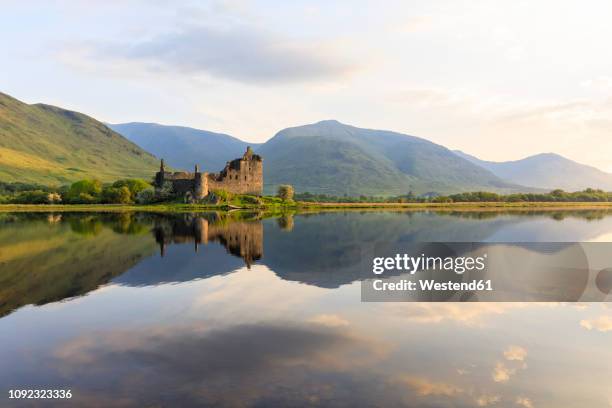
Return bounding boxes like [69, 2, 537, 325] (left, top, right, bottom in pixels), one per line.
[0, 92, 160, 184]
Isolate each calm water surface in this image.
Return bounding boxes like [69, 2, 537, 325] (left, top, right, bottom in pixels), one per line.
[1, 210, 611, 407]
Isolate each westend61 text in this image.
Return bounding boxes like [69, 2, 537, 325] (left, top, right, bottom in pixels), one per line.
[372, 279, 493, 292]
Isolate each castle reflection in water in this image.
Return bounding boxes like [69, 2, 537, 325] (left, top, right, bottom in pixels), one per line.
[153, 213, 263, 267]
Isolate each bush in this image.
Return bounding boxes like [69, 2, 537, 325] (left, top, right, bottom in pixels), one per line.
[101, 186, 132, 204]
[112, 179, 152, 202]
[136, 188, 156, 204]
[65, 179, 102, 203]
[156, 181, 174, 202]
[11, 190, 51, 204]
[277, 185, 294, 201]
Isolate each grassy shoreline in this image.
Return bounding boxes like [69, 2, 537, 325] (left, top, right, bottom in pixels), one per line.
[3, 201, 612, 213]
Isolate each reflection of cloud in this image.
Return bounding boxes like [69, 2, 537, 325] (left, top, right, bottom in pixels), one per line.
[476, 394, 501, 406]
[308, 314, 350, 328]
[396, 375, 462, 397]
[492, 362, 514, 383]
[54, 322, 391, 406]
[91, 24, 355, 84]
[580, 315, 612, 332]
[493, 346, 528, 383]
[387, 303, 528, 326]
[504, 346, 527, 362]
[516, 396, 535, 408]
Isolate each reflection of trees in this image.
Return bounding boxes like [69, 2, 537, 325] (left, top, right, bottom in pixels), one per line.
[0, 213, 157, 317]
[276, 214, 294, 231]
[433, 209, 612, 221]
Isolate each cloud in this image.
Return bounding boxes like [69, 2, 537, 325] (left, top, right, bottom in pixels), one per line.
[391, 16, 434, 34]
[580, 315, 612, 332]
[96, 24, 355, 84]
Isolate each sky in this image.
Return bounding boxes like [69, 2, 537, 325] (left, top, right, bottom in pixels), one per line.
[2, 0, 612, 171]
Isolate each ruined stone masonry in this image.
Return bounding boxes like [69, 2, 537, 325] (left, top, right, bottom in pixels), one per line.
[154, 147, 263, 199]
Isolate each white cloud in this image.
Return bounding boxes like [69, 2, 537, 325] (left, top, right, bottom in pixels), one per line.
[94, 24, 357, 84]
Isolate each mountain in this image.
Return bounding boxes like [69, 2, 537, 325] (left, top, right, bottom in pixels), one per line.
[454, 150, 612, 191]
[109, 122, 260, 172]
[0, 92, 159, 185]
[257, 120, 520, 196]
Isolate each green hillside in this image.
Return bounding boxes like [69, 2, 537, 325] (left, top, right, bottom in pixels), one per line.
[258, 120, 520, 196]
[0, 92, 160, 185]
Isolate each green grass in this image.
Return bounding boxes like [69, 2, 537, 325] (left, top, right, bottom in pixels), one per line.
[3, 200, 612, 213]
[0, 92, 160, 184]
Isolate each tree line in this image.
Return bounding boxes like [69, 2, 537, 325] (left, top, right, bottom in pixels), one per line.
[0, 179, 153, 204]
[296, 188, 612, 203]
[3, 180, 612, 205]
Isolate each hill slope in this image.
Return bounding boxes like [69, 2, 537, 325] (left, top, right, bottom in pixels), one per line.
[257, 120, 519, 195]
[109, 122, 259, 172]
[454, 150, 612, 191]
[0, 92, 159, 184]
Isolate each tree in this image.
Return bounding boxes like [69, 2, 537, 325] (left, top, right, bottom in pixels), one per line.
[101, 186, 132, 204]
[112, 179, 152, 202]
[277, 185, 294, 201]
[65, 179, 102, 203]
[136, 188, 156, 204]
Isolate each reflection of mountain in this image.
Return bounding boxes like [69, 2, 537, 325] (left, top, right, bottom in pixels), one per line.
[3, 210, 612, 317]
[262, 210, 612, 288]
[0, 213, 157, 317]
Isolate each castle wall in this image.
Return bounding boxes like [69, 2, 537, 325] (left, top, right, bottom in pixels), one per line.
[208, 157, 263, 195]
[154, 147, 262, 198]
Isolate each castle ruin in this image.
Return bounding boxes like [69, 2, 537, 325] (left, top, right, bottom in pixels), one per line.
[154, 147, 263, 199]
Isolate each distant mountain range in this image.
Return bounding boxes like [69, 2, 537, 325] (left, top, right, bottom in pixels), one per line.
[111, 119, 520, 195]
[3, 90, 611, 195]
[109, 122, 260, 173]
[454, 150, 612, 191]
[0, 92, 159, 184]
[257, 120, 518, 195]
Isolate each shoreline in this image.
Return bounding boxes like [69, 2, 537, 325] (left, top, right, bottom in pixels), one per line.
[2, 201, 612, 213]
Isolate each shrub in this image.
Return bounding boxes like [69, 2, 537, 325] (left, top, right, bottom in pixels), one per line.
[101, 186, 132, 204]
[112, 179, 152, 202]
[11, 190, 51, 204]
[277, 185, 294, 201]
[65, 179, 102, 203]
[136, 188, 156, 204]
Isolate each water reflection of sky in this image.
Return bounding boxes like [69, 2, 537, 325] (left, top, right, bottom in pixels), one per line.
[1, 211, 612, 407]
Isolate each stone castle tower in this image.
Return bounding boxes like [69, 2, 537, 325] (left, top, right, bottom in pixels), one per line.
[154, 147, 263, 199]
